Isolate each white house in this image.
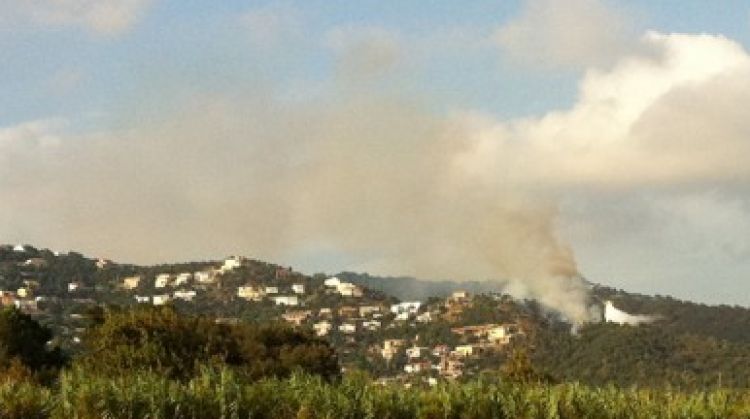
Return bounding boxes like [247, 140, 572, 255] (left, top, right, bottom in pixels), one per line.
[264, 286, 279, 295]
[152, 294, 171, 305]
[134, 295, 150, 303]
[336, 282, 363, 297]
[416, 312, 433, 323]
[194, 270, 216, 284]
[339, 323, 357, 334]
[291, 284, 306, 294]
[154, 274, 171, 288]
[238, 286, 264, 301]
[454, 345, 479, 358]
[68, 282, 82, 292]
[362, 320, 381, 331]
[488, 324, 522, 345]
[220, 256, 244, 273]
[122, 276, 141, 290]
[271, 295, 299, 306]
[394, 312, 410, 321]
[324, 277, 341, 287]
[12, 245, 25, 252]
[391, 302, 422, 315]
[173, 290, 197, 301]
[313, 321, 333, 336]
[359, 305, 381, 317]
[404, 361, 431, 374]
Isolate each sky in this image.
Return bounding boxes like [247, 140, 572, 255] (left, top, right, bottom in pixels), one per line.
[2, 1, 750, 309]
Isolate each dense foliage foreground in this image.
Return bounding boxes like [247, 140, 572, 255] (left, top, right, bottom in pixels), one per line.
[0, 369, 748, 419]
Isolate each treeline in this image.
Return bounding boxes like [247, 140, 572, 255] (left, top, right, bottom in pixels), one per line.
[593, 285, 750, 344]
[0, 305, 340, 385]
[533, 322, 750, 389]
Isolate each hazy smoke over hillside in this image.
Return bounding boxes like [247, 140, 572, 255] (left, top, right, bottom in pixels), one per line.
[5, 30, 750, 321]
[0, 91, 592, 323]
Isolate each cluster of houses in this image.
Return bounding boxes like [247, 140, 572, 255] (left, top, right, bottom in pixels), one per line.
[270, 289, 526, 380]
[1, 248, 530, 382]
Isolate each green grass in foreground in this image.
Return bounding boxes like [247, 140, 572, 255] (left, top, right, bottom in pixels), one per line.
[1, 368, 749, 419]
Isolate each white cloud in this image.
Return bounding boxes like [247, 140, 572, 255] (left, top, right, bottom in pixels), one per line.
[1, 0, 154, 35]
[462, 32, 750, 188]
[493, 0, 636, 71]
[461, 31, 750, 304]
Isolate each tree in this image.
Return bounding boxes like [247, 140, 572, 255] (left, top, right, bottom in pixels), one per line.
[0, 307, 66, 377]
[76, 305, 340, 381]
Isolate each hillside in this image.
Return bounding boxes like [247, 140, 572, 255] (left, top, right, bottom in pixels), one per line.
[1, 243, 749, 389]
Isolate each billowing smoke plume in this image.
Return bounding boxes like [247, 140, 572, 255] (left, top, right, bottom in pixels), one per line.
[0, 91, 592, 322]
[6, 30, 750, 322]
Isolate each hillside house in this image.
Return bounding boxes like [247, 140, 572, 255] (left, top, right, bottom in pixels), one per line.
[437, 357, 464, 379]
[291, 284, 305, 294]
[122, 276, 141, 290]
[282, 310, 312, 326]
[313, 321, 333, 336]
[451, 324, 498, 339]
[432, 345, 450, 357]
[220, 256, 244, 273]
[95, 258, 111, 269]
[394, 312, 410, 321]
[404, 360, 431, 374]
[339, 322, 357, 334]
[16, 287, 30, 298]
[391, 301, 422, 315]
[488, 323, 523, 345]
[194, 270, 216, 284]
[238, 286, 264, 301]
[324, 277, 341, 287]
[271, 295, 299, 306]
[68, 282, 82, 292]
[454, 344, 481, 358]
[406, 346, 430, 359]
[383, 339, 406, 354]
[173, 273, 192, 287]
[318, 307, 332, 318]
[338, 306, 358, 318]
[134, 295, 150, 303]
[173, 290, 197, 301]
[13, 245, 26, 252]
[264, 286, 279, 295]
[154, 274, 171, 288]
[336, 282, 363, 297]
[416, 312, 433, 323]
[152, 294, 171, 305]
[362, 320, 381, 331]
[359, 305, 381, 317]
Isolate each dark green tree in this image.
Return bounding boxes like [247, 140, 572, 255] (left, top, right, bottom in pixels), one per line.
[76, 305, 340, 381]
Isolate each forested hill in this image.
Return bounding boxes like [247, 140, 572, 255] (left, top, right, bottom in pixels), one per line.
[3, 243, 750, 389]
[338, 272, 510, 300]
[342, 271, 750, 345]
